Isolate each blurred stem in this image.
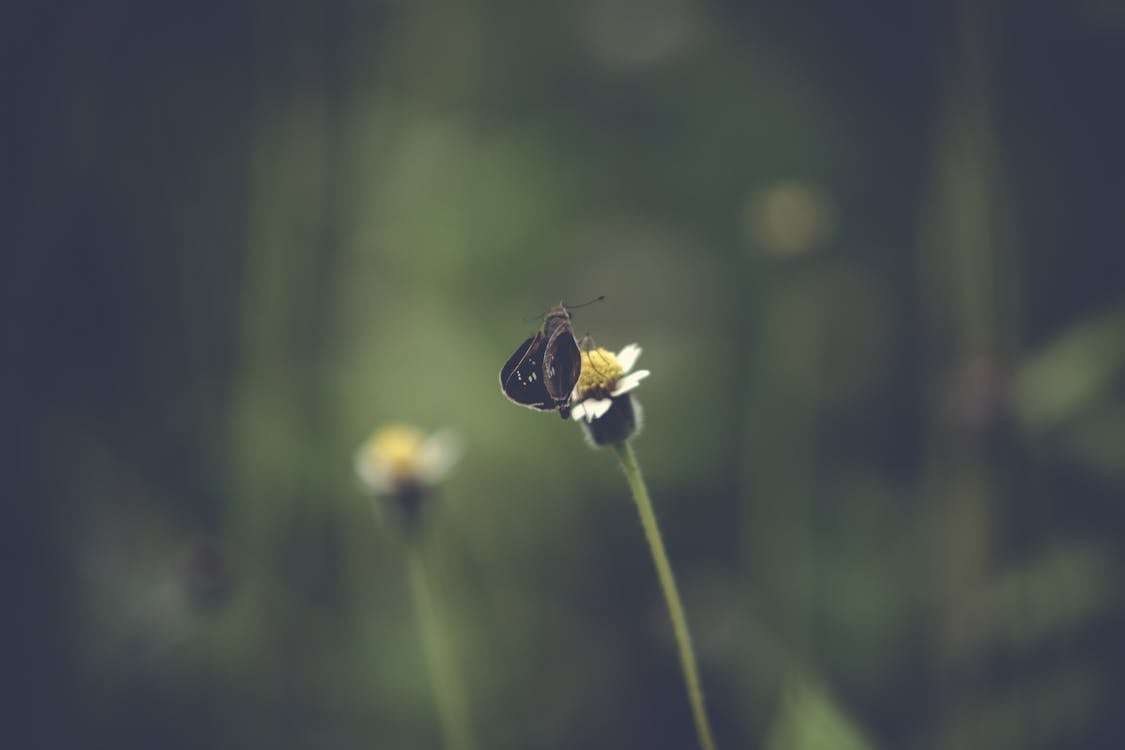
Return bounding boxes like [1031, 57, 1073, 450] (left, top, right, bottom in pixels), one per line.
[919, 3, 1014, 743]
[612, 441, 718, 750]
[406, 543, 476, 750]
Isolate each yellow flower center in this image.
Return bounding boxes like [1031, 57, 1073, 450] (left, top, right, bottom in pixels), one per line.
[363, 424, 425, 480]
[576, 348, 625, 399]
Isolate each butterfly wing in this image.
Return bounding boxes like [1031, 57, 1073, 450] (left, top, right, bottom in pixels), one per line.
[543, 327, 581, 404]
[499, 335, 554, 410]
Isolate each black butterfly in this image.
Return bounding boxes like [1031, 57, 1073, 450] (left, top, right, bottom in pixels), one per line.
[500, 303, 583, 417]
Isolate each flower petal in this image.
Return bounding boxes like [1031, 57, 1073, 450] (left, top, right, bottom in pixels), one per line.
[355, 450, 393, 493]
[610, 369, 650, 397]
[570, 400, 591, 421]
[572, 398, 613, 422]
[417, 429, 462, 484]
[584, 398, 614, 421]
[615, 343, 643, 373]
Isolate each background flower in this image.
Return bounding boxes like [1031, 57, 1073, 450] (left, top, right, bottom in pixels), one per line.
[355, 424, 463, 495]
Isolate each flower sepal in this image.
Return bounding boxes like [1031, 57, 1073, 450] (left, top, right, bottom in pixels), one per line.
[579, 393, 641, 445]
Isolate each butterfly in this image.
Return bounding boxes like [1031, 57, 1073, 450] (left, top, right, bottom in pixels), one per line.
[499, 302, 584, 417]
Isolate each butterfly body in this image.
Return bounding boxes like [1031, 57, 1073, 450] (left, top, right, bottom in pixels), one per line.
[500, 303, 582, 415]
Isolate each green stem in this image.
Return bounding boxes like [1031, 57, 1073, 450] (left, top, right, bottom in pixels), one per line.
[612, 441, 718, 750]
[406, 544, 476, 750]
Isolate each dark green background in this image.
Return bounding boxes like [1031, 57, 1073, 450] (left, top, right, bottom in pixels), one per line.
[11, 1, 1125, 748]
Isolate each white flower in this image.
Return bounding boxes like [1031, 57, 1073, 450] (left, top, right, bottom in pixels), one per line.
[569, 343, 651, 422]
[355, 424, 462, 495]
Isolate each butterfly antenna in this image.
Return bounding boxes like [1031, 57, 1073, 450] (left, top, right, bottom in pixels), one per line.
[562, 295, 606, 312]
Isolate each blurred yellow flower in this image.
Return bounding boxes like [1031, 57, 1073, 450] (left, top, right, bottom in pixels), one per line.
[355, 424, 462, 495]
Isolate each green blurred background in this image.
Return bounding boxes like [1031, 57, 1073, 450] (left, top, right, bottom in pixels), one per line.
[12, 1, 1125, 748]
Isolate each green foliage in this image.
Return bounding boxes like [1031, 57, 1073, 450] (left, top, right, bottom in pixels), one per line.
[16, 1, 1125, 748]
